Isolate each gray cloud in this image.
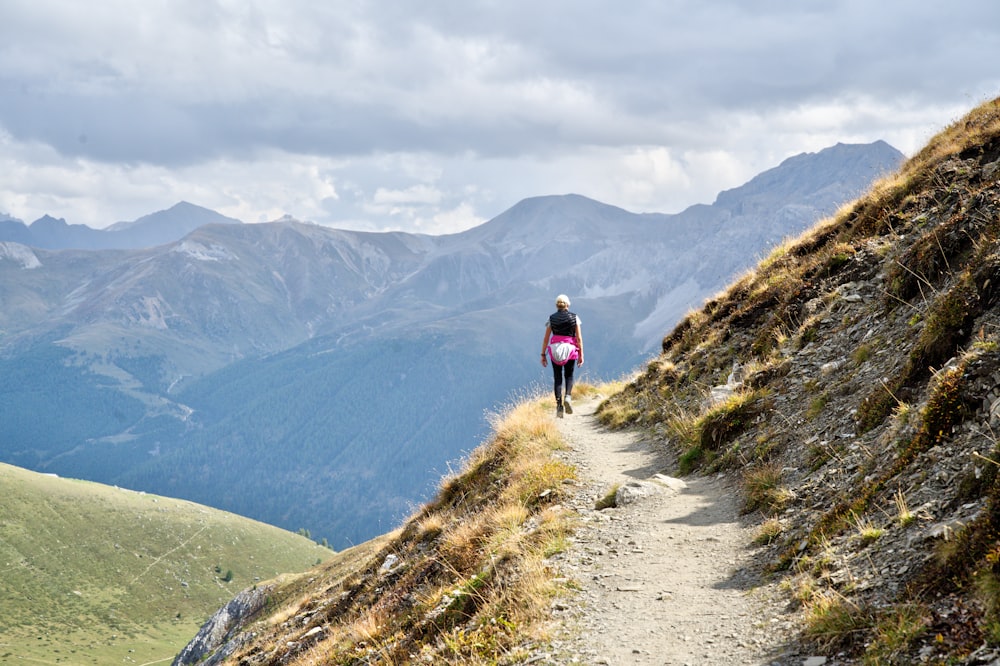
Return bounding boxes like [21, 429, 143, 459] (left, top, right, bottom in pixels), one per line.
[0, 0, 998, 231]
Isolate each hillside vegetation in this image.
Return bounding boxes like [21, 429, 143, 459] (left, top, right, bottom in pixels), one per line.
[172, 99, 1000, 664]
[0, 463, 333, 664]
[171, 388, 608, 665]
[0, 143, 899, 550]
[598, 96, 1000, 663]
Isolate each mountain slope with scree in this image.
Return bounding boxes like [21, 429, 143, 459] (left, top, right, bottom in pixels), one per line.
[598, 96, 1000, 663]
[164, 99, 1000, 664]
[0, 142, 900, 548]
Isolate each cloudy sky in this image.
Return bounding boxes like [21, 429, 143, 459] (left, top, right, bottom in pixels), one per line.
[1, 1, 998, 234]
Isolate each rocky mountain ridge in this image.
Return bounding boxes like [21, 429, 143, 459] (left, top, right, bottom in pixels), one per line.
[167, 96, 1000, 666]
[599, 97, 1000, 663]
[0, 141, 903, 548]
[0, 201, 243, 250]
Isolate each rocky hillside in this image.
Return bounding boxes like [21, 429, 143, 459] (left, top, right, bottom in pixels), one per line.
[170, 393, 588, 665]
[164, 104, 1000, 664]
[0, 142, 901, 549]
[598, 96, 1000, 663]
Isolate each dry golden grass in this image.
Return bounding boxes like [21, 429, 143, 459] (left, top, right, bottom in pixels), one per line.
[753, 517, 783, 545]
[910, 98, 1000, 173]
[849, 512, 885, 546]
[741, 462, 794, 515]
[894, 488, 916, 528]
[172, 97, 1000, 666]
[595, 396, 642, 429]
[212, 395, 581, 665]
[802, 590, 873, 652]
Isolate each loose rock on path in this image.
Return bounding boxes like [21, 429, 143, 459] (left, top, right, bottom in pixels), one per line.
[543, 396, 806, 665]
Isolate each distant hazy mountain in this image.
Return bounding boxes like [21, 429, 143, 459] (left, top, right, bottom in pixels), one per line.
[102, 201, 245, 247]
[0, 201, 242, 249]
[0, 141, 903, 548]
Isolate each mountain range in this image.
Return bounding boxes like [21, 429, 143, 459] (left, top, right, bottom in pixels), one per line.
[0, 140, 904, 548]
[0, 201, 242, 250]
[168, 94, 1000, 666]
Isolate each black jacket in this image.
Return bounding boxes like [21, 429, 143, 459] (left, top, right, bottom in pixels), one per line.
[549, 310, 578, 337]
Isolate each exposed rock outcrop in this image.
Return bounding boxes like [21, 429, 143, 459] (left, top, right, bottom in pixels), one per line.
[172, 583, 275, 666]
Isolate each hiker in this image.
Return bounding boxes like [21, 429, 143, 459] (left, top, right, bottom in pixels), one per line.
[540, 294, 584, 418]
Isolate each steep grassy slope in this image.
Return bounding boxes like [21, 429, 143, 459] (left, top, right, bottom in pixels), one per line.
[0, 463, 333, 664]
[599, 96, 1000, 663]
[171, 388, 600, 665]
[168, 106, 1000, 663]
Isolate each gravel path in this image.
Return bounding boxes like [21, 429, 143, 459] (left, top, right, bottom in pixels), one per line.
[544, 396, 802, 665]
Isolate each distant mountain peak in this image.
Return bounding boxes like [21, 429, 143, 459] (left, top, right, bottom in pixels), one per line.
[109, 201, 243, 231]
[30, 214, 70, 228]
[469, 193, 635, 242]
[713, 140, 904, 211]
[507, 193, 625, 213]
[0, 202, 244, 250]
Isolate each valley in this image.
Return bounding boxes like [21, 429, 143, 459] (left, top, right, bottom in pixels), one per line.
[0, 141, 902, 549]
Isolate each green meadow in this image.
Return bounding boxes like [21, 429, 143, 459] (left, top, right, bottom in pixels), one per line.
[0, 462, 333, 664]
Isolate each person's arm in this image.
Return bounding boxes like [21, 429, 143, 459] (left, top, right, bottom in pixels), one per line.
[575, 322, 584, 366]
[540, 323, 552, 367]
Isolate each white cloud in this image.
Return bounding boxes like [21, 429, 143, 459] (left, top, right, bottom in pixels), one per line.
[0, 1, 999, 232]
[372, 185, 443, 206]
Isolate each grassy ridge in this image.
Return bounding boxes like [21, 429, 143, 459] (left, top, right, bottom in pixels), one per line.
[171, 98, 1000, 664]
[171, 387, 604, 665]
[0, 462, 333, 664]
[596, 97, 1000, 662]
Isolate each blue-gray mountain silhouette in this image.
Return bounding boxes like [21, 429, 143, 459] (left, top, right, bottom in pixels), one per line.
[0, 141, 903, 548]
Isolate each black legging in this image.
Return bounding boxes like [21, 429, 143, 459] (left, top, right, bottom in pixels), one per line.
[551, 360, 576, 405]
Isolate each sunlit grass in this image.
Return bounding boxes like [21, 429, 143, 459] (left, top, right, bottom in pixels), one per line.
[0, 463, 333, 663]
[215, 396, 581, 665]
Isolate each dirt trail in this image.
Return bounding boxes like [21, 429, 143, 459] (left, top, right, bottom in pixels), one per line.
[545, 396, 800, 665]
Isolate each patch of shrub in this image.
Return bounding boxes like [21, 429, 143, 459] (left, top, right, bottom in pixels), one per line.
[753, 518, 783, 545]
[741, 463, 793, 515]
[908, 274, 980, 375]
[595, 397, 641, 429]
[818, 242, 857, 278]
[807, 393, 830, 420]
[919, 364, 973, 446]
[851, 343, 872, 364]
[797, 320, 820, 349]
[864, 604, 932, 664]
[856, 378, 904, 433]
[695, 388, 768, 451]
[803, 591, 874, 654]
[837, 173, 917, 241]
[956, 444, 1000, 503]
[678, 445, 706, 476]
[885, 216, 971, 302]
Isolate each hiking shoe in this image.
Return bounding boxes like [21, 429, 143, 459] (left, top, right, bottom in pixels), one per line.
[556, 404, 564, 418]
[564, 396, 573, 414]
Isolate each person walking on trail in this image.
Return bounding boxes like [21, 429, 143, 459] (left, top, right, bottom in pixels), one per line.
[540, 294, 584, 418]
